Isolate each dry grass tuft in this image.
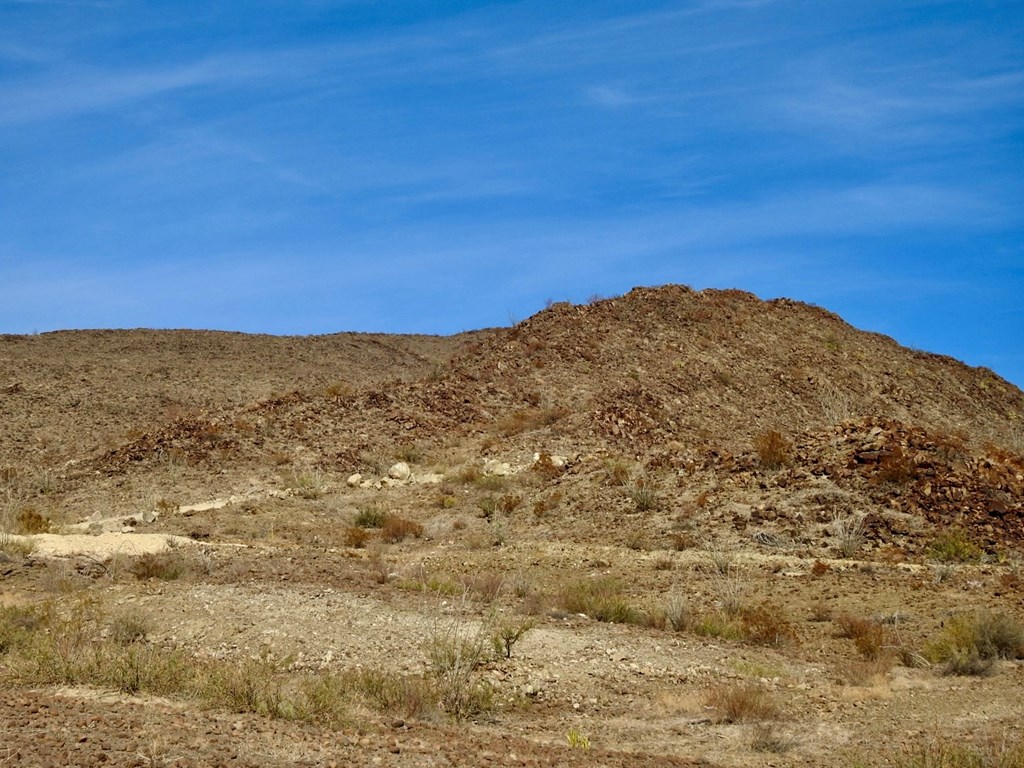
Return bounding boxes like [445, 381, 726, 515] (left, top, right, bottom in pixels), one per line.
[705, 682, 781, 723]
[754, 430, 793, 470]
[558, 577, 642, 625]
[380, 515, 424, 543]
[834, 614, 888, 660]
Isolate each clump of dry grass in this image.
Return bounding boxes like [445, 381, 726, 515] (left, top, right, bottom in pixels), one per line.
[705, 682, 781, 723]
[558, 577, 642, 625]
[628, 479, 659, 512]
[754, 430, 792, 470]
[343, 526, 370, 548]
[876, 732, 1024, 768]
[495, 407, 568, 437]
[127, 550, 192, 581]
[834, 614, 888, 660]
[380, 515, 423, 543]
[832, 512, 867, 558]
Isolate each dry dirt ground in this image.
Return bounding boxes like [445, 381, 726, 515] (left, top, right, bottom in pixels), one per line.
[2, 286, 1023, 767]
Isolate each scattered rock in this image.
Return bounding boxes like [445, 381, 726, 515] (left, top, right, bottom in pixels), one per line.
[388, 462, 411, 481]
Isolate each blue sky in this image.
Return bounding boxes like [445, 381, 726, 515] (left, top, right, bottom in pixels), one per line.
[1, 1, 1022, 387]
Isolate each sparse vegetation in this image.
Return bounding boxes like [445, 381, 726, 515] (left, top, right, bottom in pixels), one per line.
[705, 682, 781, 723]
[558, 577, 642, 625]
[754, 429, 793, 470]
[628, 479, 659, 511]
[353, 504, 388, 529]
[380, 515, 424, 543]
[832, 512, 867, 558]
[924, 611, 1024, 675]
[928, 528, 983, 563]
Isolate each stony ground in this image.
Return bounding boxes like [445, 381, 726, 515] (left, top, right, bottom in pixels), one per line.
[2, 287, 1023, 767]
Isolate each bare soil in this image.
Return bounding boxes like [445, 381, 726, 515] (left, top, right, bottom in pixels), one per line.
[2, 285, 1023, 767]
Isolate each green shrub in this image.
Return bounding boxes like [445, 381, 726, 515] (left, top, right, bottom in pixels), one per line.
[928, 529, 983, 563]
[558, 577, 642, 624]
[925, 611, 1024, 675]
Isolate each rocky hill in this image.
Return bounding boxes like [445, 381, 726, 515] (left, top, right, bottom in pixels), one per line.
[2, 285, 1023, 767]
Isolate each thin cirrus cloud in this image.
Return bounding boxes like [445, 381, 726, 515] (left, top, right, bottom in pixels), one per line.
[0, 0, 1021, 387]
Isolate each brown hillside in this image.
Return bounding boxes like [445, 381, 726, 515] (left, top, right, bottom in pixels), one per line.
[2, 284, 1023, 767]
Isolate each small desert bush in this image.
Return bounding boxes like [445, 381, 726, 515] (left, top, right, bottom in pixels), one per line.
[693, 613, 744, 641]
[353, 505, 387, 529]
[875, 733, 1024, 768]
[108, 609, 152, 646]
[663, 595, 694, 632]
[343, 526, 370, 548]
[425, 622, 494, 720]
[0, 532, 34, 557]
[201, 655, 295, 718]
[754, 430, 792, 470]
[705, 682, 781, 723]
[380, 515, 423, 543]
[491, 618, 535, 659]
[0, 604, 46, 655]
[835, 614, 889, 661]
[394, 443, 425, 464]
[558, 577, 642, 625]
[740, 603, 798, 647]
[928, 528, 983, 563]
[629, 479, 659, 512]
[751, 722, 798, 754]
[288, 467, 326, 500]
[128, 550, 191, 581]
[839, 657, 896, 686]
[832, 512, 867, 558]
[15, 507, 52, 534]
[925, 611, 1024, 675]
[345, 668, 436, 719]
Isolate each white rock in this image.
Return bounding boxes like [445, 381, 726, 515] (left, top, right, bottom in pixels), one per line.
[388, 462, 411, 481]
[346, 473, 363, 488]
[483, 459, 511, 476]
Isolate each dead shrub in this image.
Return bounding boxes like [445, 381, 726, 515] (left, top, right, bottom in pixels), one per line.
[705, 682, 781, 723]
[531, 453, 563, 479]
[15, 507, 51, 535]
[876, 446, 918, 485]
[381, 516, 423, 543]
[128, 551, 191, 581]
[754, 430, 792, 470]
[532, 491, 563, 517]
[343, 526, 370, 548]
[835, 614, 887, 660]
[740, 603, 798, 647]
[497, 493, 522, 515]
[495, 407, 568, 437]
